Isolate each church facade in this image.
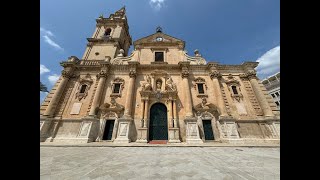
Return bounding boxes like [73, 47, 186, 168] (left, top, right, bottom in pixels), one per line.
[40, 7, 280, 144]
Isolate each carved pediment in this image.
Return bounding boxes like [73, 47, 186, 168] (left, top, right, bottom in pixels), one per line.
[194, 98, 219, 116]
[99, 98, 124, 117]
[224, 74, 240, 85]
[133, 32, 185, 49]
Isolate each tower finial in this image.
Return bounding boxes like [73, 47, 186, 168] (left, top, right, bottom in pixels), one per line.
[156, 26, 162, 33]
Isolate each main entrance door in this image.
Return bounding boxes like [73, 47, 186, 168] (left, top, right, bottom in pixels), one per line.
[103, 120, 115, 140]
[149, 103, 168, 141]
[202, 120, 214, 140]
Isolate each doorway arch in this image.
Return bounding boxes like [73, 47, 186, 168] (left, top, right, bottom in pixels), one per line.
[149, 103, 168, 141]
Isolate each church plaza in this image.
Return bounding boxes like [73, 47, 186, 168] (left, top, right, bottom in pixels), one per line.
[40, 146, 280, 180]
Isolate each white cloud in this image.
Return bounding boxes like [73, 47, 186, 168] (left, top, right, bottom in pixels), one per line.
[48, 74, 60, 85]
[255, 46, 280, 79]
[40, 64, 50, 75]
[40, 27, 63, 50]
[43, 35, 63, 50]
[149, 0, 166, 11]
[40, 27, 54, 37]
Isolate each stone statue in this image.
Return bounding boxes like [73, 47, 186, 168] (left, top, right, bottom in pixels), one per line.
[156, 81, 162, 91]
[165, 77, 177, 91]
[110, 97, 117, 108]
[142, 75, 152, 91]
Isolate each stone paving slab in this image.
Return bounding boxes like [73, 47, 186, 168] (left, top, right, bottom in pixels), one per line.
[41, 147, 280, 180]
[40, 142, 280, 147]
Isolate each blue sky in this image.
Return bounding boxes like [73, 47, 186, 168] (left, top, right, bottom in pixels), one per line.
[40, 0, 280, 103]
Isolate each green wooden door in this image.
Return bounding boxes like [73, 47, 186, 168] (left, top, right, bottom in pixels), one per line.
[202, 120, 214, 140]
[149, 103, 168, 140]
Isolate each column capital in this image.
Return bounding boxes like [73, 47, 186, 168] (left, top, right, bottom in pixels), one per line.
[61, 70, 74, 79]
[96, 69, 108, 79]
[128, 61, 139, 78]
[240, 70, 258, 80]
[209, 70, 222, 79]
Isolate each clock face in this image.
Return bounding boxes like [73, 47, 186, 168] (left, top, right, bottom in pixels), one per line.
[156, 37, 163, 42]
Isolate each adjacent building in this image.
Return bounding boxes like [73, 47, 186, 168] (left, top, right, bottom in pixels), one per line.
[261, 72, 280, 110]
[40, 7, 280, 144]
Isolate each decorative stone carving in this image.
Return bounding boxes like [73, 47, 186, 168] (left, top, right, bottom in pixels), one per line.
[141, 74, 152, 91]
[193, 77, 208, 98]
[194, 98, 219, 116]
[75, 74, 93, 101]
[129, 69, 137, 78]
[156, 80, 162, 91]
[225, 74, 243, 102]
[78, 121, 92, 137]
[181, 66, 189, 78]
[240, 70, 257, 80]
[183, 51, 206, 65]
[100, 97, 125, 118]
[61, 70, 73, 78]
[219, 121, 239, 139]
[209, 70, 221, 79]
[165, 77, 177, 92]
[110, 77, 125, 97]
[96, 69, 108, 79]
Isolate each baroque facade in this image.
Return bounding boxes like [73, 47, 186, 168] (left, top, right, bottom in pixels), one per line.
[40, 7, 280, 144]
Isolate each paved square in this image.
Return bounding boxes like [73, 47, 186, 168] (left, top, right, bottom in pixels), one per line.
[40, 147, 280, 180]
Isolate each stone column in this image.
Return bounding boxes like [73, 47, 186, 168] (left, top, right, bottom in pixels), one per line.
[140, 100, 145, 128]
[143, 99, 149, 128]
[123, 71, 136, 118]
[173, 100, 178, 128]
[115, 61, 139, 143]
[168, 99, 173, 128]
[246, 72, 274, 117]
[179, 62, 193, 118]
[209, 70, 228, 117]
[43, 70, 72, 117]
[88, 70, 108, 116]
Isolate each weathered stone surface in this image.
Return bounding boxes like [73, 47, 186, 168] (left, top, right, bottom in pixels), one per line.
[40, 7, 280, 144]
[41, 147, 280, 179]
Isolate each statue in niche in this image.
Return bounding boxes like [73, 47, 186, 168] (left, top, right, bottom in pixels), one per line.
[165, 77, 177, 91]
[142, 75, 152, 91]
[156, 80, 162, 91]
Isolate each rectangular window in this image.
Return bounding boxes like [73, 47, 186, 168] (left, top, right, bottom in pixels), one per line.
[232, 86, 238, 95]
[80, 85, 87, 93]
[197, 84, 204, 94]
[113, 84, 121, 93]
[155, 52, 164, 62]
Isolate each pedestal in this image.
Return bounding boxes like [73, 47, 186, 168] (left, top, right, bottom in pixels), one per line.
[168, 128, 181, 143]
[114, 118, 131, 143]
[184, 117, 203, 143]
[136, 127, 148, 143]
[218, 116, 240, 140]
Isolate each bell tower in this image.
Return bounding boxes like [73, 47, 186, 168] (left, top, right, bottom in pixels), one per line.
[82, 6, 132, 60]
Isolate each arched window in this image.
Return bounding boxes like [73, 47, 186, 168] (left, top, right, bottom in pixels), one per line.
[104, 28, 111, 36]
